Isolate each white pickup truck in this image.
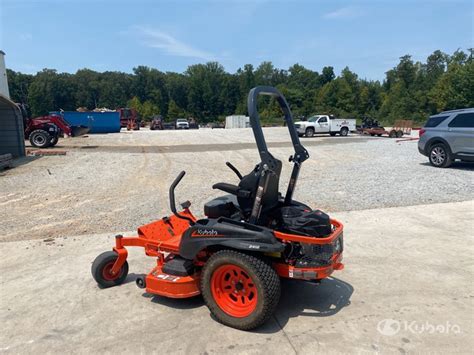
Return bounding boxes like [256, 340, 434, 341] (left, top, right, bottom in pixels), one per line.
[175, 118, 189, 129]
[294, 115, 356, 137]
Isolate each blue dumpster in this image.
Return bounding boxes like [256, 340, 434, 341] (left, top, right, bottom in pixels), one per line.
[52, 111, 121, 134]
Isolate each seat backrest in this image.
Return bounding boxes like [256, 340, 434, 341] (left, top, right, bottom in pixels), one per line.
[260, 159, 282, 212]
[237, 164, 261, 213]
[237, 158, 282, 220]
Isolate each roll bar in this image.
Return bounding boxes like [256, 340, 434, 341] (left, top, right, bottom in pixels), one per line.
[247, 86, 309, 204]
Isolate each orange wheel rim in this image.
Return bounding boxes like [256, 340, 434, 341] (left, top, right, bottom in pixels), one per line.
[210, 264, 258, 318]
[102, 261, 120, 281]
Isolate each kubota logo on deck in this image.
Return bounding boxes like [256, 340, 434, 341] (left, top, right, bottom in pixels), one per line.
[191, 229, 223, 237]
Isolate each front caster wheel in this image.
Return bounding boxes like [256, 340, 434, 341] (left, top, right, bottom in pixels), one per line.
[201, 250, 280, 330]
[91, 251, 129, 288]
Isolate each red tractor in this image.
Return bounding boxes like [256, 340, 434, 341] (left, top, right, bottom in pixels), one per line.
[19, 104, 90, 148]
[118, 108, 140, 131]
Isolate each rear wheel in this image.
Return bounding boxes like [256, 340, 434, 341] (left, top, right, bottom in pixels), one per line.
[29, 130, 51, 148]
[389, 130, 397, 138]
[429, 143, 452, 168]
[396, 130, 403, 138]
[201, 250, 280, 330]
[305, 127, 314, 137]
[91, 251, 129, 288]
[340, 127, 349, 136]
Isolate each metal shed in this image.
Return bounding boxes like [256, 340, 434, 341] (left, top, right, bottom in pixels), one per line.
[0, 94, 25, 157]
[225, 115, 250, 129]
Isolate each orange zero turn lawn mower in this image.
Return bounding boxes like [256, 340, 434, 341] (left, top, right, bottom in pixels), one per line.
[91, 86, 345, 330]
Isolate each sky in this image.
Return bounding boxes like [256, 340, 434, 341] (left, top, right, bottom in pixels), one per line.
[0, 0, 472, 80]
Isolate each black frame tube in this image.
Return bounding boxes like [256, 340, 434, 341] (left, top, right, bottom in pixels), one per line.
[247, 86, 309, 204]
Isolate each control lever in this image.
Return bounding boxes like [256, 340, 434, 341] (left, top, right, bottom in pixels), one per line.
[226, 161, 243, 180]
[180, 200, 191, 209]
[169, 171, 195, 225]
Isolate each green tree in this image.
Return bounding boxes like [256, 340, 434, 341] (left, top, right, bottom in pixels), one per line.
[6, 69, 33, 104]
[186, 62, 226, 122]
[27, 69, 75, 116]
[7, 48, 472, 126]
[320, 66, 335, 85]
[429, 60, 474, 111]
[167, 99, 185, 120]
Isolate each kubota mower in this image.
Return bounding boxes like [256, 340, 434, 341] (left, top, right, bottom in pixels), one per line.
[92, 86, 345, 330]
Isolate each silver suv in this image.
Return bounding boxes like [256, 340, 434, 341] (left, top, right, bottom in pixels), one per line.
[418, 108, 474, 168]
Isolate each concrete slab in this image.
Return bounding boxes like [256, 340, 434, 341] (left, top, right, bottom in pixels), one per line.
[1, 201, 473, 354]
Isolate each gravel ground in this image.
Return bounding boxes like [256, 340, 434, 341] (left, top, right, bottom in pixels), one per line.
[1, 128, 472, 242]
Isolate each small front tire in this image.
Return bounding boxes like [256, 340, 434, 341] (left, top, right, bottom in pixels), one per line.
[305, 127, 315, 137]
[91, 251, 129, 288]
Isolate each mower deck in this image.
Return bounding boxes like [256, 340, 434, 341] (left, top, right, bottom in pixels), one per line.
[109, 213, 343, 299]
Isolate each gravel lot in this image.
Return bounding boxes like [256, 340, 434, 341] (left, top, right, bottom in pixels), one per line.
[1, 128, 473, 354]
[0, 127, 472, 242]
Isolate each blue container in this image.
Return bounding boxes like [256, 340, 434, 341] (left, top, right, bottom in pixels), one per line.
[52, 111, 121, 134]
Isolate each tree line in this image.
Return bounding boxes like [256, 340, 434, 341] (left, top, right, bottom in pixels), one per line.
[7, 48, 473, 124]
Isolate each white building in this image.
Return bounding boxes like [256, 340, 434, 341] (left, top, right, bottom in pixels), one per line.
[225, 115, 250, 129]
[0, 50, 10, 99]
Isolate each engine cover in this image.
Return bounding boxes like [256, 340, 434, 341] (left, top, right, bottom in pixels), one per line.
[278, 206, 332, 237]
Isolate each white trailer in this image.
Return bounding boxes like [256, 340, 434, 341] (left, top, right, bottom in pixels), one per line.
[294, 115, 356, 137]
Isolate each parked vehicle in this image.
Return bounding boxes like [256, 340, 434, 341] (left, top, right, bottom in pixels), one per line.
[176, 118, 190, 129]
[118, 108, 140, 130]
[294, 115, 356, 137]
[149, 115, 164, 130]
[418, 108, 474, 168]
[359, 119, 413, 138]
[18, 104, 89, 148]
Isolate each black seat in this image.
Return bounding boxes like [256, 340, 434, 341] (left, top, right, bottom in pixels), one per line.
[213, 163, 260, 214]
[212, 183, 251, 198]
[212, 158, 282, 223]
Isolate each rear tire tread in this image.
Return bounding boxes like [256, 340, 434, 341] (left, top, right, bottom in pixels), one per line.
[201, 250, 280, 330]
